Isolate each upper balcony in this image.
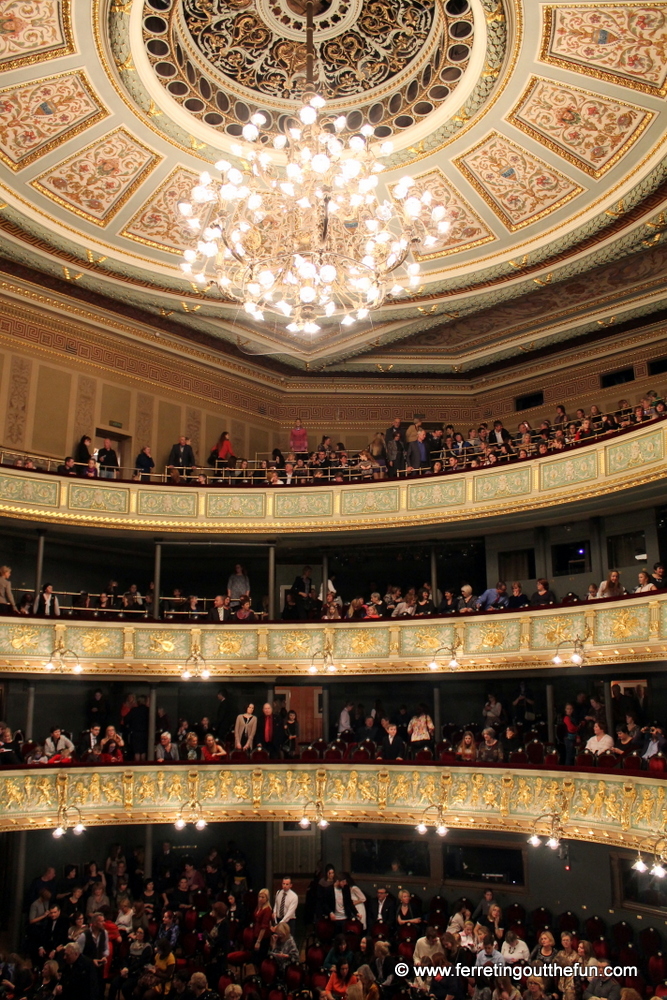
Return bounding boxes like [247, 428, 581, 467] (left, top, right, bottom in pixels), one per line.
[0, 420, 666, 536]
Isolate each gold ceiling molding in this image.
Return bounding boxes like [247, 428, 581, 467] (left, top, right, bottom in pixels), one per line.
[0, 762, 662, 851]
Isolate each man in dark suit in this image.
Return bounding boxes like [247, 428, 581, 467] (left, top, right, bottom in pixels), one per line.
[259, 703, 285, 758]
[322, 873, 357, 932]
[489, 420, 511, 447]
[291, 566, 313, 616]
[59, 942, 100, 999]
[77, 724, 101, 759]
[39, 902, 69, 962]
[378, 724, 406, 761]
[385, 417, 404, 444]
[406, 430, 431, 472]
[368, 887, 396, 930]
[167, 436, 196, 476]
[207, 595, 233, 622]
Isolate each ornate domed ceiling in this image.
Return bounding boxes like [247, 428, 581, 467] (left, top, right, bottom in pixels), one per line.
[0, 0, 666, 372]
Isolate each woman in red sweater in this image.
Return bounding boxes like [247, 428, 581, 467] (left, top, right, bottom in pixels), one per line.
[211, 431, 236, 470]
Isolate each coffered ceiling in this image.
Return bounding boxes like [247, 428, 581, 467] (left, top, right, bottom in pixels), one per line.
[0, 0, 666, 375]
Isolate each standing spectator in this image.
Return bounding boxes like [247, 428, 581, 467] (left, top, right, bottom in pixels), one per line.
[483, 693, 504, 727]
[234, 703, 257, 751]
[0, 565, 17, 613]
[407, 703, 435, 756]
[168, 436, 196, 476]
[74, 435, 92, 474]
[215, 689, 236, 742]
[338, 700, 354, 735]
[126, 694, 150, 761]
[406, 429, 431, 472]
[210, 431, 235, 471]
[35, 583, 60, 617]
[227, 564, 251, 609]
[284, 710, 299, 757]
[134, 446, 154, 482]
[511, 682, 535, 724]
[97, 439, 119, 479]
[259, 702, 285, 758]
[59, 942, 100, 1000]
[385, 431, 406, 477]
[289, 418, 309, 457]
[272, 876, 299, 935]
[86, 690, 110, 730]
[291, 565, 313, 616]
[562, 703, 578, 765]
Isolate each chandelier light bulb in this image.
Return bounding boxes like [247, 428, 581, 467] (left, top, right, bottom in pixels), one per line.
[53, 826, 65, 839]
[201, 669, 210, 680]
[448, 657, 459, 669]
[73, 662, 82, 674]
[416, 822, 428, 835]
[528, 834, 541, 847]
[652, 862, 667, 878]
[552, 654, 562, 665]
[546, 836, 560, 849]
[428, 659, 439, 671]
[570, 652, 583, 665]
[436, 824, 448, 837]
[174, 817, 186, 831]
[181, 669, 191, 680]
[45, 660, 54, 671]
[318, 817, 329, 829]
[632, 856, 648, 872]
[195, 818, 207, 831]
[299, 815, 311, 828]
[73, 822, 85, 835]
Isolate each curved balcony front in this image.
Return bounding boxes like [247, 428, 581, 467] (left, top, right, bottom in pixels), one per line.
[0, 762, 659, 848]
[1, 591, 665, 676]
[0, 423, 665, 535]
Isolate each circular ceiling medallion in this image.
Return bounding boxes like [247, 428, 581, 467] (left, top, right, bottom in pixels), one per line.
[142, 0, 478, 141]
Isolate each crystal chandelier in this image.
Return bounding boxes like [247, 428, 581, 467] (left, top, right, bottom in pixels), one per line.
[177, 3, 449, 335]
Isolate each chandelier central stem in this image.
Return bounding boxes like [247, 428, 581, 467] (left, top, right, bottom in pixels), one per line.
[305, 0, 315, 88]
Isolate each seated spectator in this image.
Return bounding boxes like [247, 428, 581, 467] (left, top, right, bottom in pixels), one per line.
[530, 578, 557, 605]
[44, 726, 75, 761]
[635, 570, 657, 593]
[477, 728, 503, 763]
[155, 732, 179, 761]
[391, 595, 416, 617]
[357, 716, 378, 743]
[395, 888, 421, 928]
[477, 582, 509, 611]
[283, 592, 300, 620]
[100, 740, 123, 764]
[475, 934, 503, 967]
[438, 590, 457, 613]
[458, 584, 477, 613]
[640, 723, 667, 761]
[324, 960, 358, 1000]
[582, 960, 621, 1000]
[179, 732, 202, 761]
[501, 929, 530, 964]
[501, 725, 521, 758]
[377, 723, 406, 761]
[585, 721, 614, 755]
[456, 731, 477, 761]
[478, 902, 504, 942]
[208, 595, 233, 623]
[202, 733, 227, 761]
[507, 582, 529, 608]
[235, 597, 256, 622]
[597, 570, 625, 599]
[652, 562, 667, 588]
[57, 457, 78, 476]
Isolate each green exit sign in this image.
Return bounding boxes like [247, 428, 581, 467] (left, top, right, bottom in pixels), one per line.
[109, 420, 123, 428]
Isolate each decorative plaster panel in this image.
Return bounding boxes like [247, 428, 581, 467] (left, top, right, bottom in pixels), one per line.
[539, 451, 598, 490]
[68, 483, 130, 513]
[473, 467, 532, 503]
[0, 473, 58, 506]
[407, 479, 466, 510]
[137, 491, 197, 517]
[605, 428, 664, 473]
[206, 493, 266, 518]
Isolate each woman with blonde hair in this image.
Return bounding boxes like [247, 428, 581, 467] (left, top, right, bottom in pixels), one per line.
[356, 964, 379, 1000]
[478, 901, 504, 942]
[522, 978, 548, 1000]
[251, 888, 273, 961]
[456, 731, 477, 761]
[268, 920, 299, 968]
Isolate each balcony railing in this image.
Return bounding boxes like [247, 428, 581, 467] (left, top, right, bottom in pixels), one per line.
[0, 761, 658, 847]
[0, 421, 664, 533]
[0, 589, 664, 676]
